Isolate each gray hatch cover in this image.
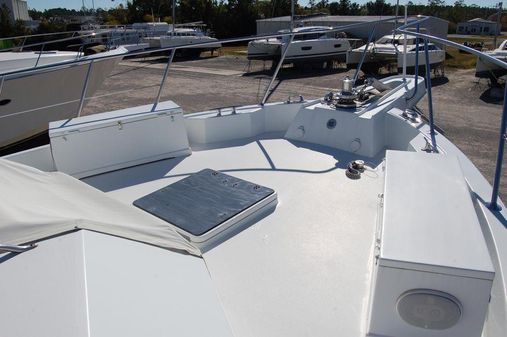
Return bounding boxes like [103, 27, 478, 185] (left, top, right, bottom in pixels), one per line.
[133, 169, 275, 236]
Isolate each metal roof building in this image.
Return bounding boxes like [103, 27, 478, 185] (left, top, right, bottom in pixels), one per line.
[256, 15, 448, 41]
[0, 0, 30, 21]
[457, 18, 500, 36]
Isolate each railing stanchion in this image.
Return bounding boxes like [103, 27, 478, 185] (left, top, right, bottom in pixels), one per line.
[402, 5, 408, 79]
[152, 48, 176, 112]
[353, 24, 377, 84]
[405, 24, 420, 104]
[261, 33, 295, 105]
[77, 60, 94, 117]
[19, 36, 27, 51]
[424, 38, 437, 152]
[490, 84, 507, 210]
[34, 42, 45, 68]
[0, 76, 5, 96]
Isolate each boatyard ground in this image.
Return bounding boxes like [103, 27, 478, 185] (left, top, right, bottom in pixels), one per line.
[83, 54, 507, 201]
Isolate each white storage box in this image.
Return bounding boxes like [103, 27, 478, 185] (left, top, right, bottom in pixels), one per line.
[49, 101, 191, 178]
[368, 151, 494, 337]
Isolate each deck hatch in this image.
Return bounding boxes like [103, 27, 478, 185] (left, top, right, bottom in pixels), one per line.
[133, 169, 275, 237]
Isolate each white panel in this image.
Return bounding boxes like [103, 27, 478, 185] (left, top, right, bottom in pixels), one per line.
[368, 151, 495, 337]
[285, 103, 385, 157]
[380, 151, 494, 278]
[82, 231, 233, 337]
[4, 144, 56, 171]
[49, 101, 191, 178]
[0, 232, 89, 337]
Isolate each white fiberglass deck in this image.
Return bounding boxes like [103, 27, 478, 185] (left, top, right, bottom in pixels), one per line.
[84, 137, 383, 337]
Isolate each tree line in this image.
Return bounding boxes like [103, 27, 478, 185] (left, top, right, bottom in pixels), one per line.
[0, 0, 500, 39]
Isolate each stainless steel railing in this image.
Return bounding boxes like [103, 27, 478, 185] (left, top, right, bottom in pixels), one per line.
[396, 19, 507, 210]
[2, 15, 507, 210]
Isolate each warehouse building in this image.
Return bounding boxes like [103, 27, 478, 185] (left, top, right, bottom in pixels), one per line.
[256, 15, 448, 41]
[0, 0, 30, 22]
[457, 18, 500, 36]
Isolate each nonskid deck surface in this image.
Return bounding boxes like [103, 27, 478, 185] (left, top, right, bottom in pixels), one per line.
[84, 136, 384, 337]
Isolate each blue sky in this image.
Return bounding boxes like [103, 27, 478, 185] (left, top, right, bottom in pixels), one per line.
[29, 1, 500, 11]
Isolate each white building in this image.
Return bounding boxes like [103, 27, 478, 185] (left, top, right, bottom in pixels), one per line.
[0, 0, 30, 22]
[457, 18, 500, 36]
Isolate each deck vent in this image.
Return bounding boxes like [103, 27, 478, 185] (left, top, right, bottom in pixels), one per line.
[134, 169, 277, 248]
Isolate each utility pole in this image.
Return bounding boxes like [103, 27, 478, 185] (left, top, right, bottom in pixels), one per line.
[494, 2, 503, 49]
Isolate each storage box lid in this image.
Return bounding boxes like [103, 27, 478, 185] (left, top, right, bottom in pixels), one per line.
[379, 151, 495, 280]
[49, 101, 181, 137]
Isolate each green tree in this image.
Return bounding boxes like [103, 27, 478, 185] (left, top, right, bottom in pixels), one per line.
[365, 0, 393, 15]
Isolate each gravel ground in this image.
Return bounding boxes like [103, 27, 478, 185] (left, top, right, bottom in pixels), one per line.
[82, 55, 506, 201]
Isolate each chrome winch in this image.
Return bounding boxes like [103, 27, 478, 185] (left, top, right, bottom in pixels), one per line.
[324, 76, 370, 109]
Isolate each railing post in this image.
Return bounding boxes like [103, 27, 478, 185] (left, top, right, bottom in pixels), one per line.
[424, 38, 437, 152]
[405, 24, 420, 103]
[152, 49, 176, 112]
[353, 24, 377, 83]
[19, 36, 27, 51]
[489, 84, 507, 210]
[0, 76, 4, 96]
[261, 33, 295, 105]
[402, 5, 408, 79]
[34, 42, 45, 68]
[77, 60, 94, 117]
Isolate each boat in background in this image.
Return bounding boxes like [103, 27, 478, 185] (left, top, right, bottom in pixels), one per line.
[248, 26, 354, 64]
[475, 39, 507, 80]
[347, 33, 445, 72]
[0, 46, 127, 148]
[159, 27, 221, 57]
[0, 50, 82, 73]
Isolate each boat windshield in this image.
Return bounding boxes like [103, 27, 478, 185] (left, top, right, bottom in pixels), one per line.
[293, 33, 327, 41]
[409, 44, 439, 52]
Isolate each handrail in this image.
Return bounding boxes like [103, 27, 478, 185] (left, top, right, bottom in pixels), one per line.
[395, 23, 507, 210]
[0, 30, 83, 42]
[0, 16, 403, 80]
[404, 24, 420, 102]
[353, 24, 377, 83]
[396, 28, 507, 69]
[423, 38, 437, 152]
[152, 49, 176, 112]
[0, 31, 101, 52]
[77, 60, 94, 117]
[2, 14, 506, 209]
[261, 33, 295, 105]
[0, 243, 37, 253]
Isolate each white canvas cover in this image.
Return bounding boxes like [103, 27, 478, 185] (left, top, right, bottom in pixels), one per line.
[0, 159, 200, 256]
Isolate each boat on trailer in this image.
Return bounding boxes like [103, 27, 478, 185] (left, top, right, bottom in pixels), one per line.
[159, 27, 222, 57]
[0, 46, 127, 149]
[475, 39, 507, 80]
[247, 26, 354, 64]
[1, 15, 507, 337]
[347, 33, 445, 72]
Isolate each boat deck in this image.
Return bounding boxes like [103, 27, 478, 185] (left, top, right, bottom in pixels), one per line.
[84, 136, 384, 337]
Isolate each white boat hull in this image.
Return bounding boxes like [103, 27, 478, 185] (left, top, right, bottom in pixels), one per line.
[247, 39, 281, 60]
[347, 48, 445, 70]
[0, 50, 125, 148]
[159, 36, 221, 53]
[475, 51, 507, 79]
[248, 38, 350, 63]
[0, 51, 81, 73]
